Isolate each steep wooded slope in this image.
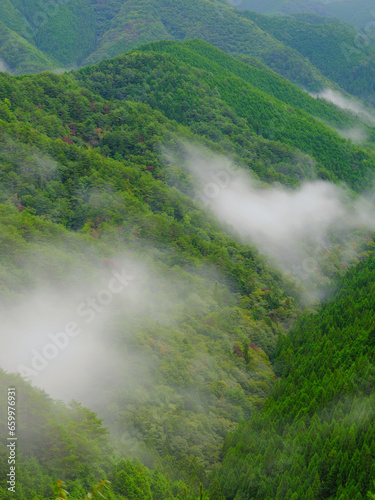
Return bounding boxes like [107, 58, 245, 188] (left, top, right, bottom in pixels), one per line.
[0, 60, 300, 494]
[74, 41, 375, 191]
[1, 33, 375, 500]
[238, 11, 375, 104]
[218, 256, 375, 499]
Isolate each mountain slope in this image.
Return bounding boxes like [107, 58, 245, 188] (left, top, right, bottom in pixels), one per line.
[81, 0, 331, 92]
[237, 10, 375, 104]
[0, 368, 185, 499]
[74, 41, 375, 191]
[0, 21, 59, 74]
[2, 0, 375, 109]
[3, 0, 375, 106]
[0, 62, 301, 492]
[0, 0, 332, 93]
[1, 14, 375, 500]
[228, 0, 331, 15]
[141, 38, 363, 129]
[328, 0, 375, 28]
[231, 0, 375, 28]
[218, 256, 375, 499]
[0, 0, 96, 67]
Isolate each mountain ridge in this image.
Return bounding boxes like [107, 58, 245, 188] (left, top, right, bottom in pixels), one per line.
[1, 4, 375, 499]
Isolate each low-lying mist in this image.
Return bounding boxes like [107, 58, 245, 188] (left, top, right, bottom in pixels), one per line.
[0, 239, 261, 409]
[175, 143, 375, 301]
[308, 88, 375, 144]
[0, 59, 10, 74]
[0, 253, 149, 401]
[0, 233, 276, 468]
[312, 88, 375, 126]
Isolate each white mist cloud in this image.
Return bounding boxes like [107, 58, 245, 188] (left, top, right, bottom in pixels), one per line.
[335, 126, 368, 144]
[48, 65, 78, 75]
[0, 254, 148, 402]
[176, 143, 375, 298]
[0, 245, 225, 406]
[0, 59, 10, 73]
[0, 134, 59, 181]
[312, 88, 375, 126]
[210, 180, 345, 259]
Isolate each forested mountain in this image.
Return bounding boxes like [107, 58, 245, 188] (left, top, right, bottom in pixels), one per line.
[328, 0, 375, 28]
[0, 43, 307, 498]
[79, 0, 331, 94]
[231, 0, 375, 28]
[1, 5, 375, 500]
[0, 21, 58, 75]
[218, 256, 375, 499]
[74, 39, 375, 191]
[2, 0, 375, 107]
[228, 0, 331, 16]
[237, 10, 375, 105]
[0, 0, 330, 94]
[0, 369, 189, 499]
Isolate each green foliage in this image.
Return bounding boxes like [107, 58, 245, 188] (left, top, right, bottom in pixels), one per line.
[74, 40, 375, 190]
[82, 0, 328, 91]
[55, 479, 111, 500]
[2, 0, 375, 108]
[0, 0, 328, 92]
[327, 0, 375, 28]
[239, 10, 375, 104]
[0, 21, 59, 75]
[236, 0, 375, 29]
[0, 46, 304, 496]
[0, 370, 206, 499]
[217, 257, 375, 499]
[3, 0, 375, 109]
[0, 370, 110, 498]
[0, 0, 96, 67]
[0, 22, 375, 500]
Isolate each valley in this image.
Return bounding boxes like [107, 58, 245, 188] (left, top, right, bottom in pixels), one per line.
[1, 1, 375, 499]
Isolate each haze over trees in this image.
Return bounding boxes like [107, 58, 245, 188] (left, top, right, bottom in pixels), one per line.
[1, 1, 375, 499]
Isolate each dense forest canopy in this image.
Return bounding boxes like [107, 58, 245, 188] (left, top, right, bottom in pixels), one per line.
[232, 0, 375, 28]
[1, 2, 375, 499]
[0, 0, 375, 105]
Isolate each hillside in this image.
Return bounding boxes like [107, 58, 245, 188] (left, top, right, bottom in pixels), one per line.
[0, 50, 304, 496]
[0, 21, 59, 74]
[80, 0, 330, 93]
[328, 0, 375, 28]
[231, 0, 375, 28]
[237, 10, 375, 104]
[0, 369, 112, 499]
[0, 369, 190, 499]
[74, 40, 375, 191]
[2, 0, 375, 109]
[0, 0, 332, 92]
[218, 256, 375, 499]
[227, 0, 331, 16]
[0, 0, 96, 67]
[1, 25, 375, 500]
[3, 0, 375, 106]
